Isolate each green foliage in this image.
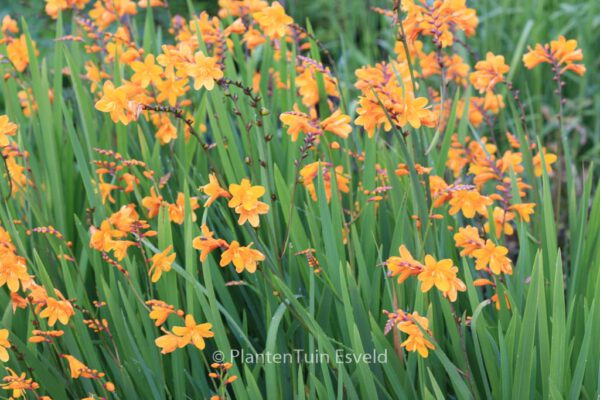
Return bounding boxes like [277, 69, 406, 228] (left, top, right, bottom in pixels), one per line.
[0, 1, 598, 399]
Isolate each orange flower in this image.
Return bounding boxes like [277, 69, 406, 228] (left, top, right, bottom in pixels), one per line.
[11, 293, 28, 313]
[0, 253, 29, 293]
[45, 0, 89, 19]
[95, 81, 138, 125]
[397, 312, 435, 358]
[111, 204, 140, 232]
[453, 226, 484, 256]
[168, 193, 200, 224]
[155, 116, 178, 145]
[0, 330, 10, 362]
[355, 84, 434, 136]
[62, 355, 95, 379]
[448, 189, 492, 218]
[320, 109, 352, 139]
[252, 1, 292, 39]
[6, 35, 38, 72]
[532, 148, 557, 177]
[418, 255, 465, 302]
[142, 187, 164, 219]
[444, 54, 471, 85]
[0, 368, 39, 398]
[156, 68, 189, 106]
[3, 155, 27, 196]
[385, 245, 423, 284]
[443, 275, 467, 303]
[192, 225, 227, 262]
[469, 52, 509, 93]
[130, 54, 163, 88]
[280, 111, 319, 142]
[186, 51, 223, 91]
[172, 315, 215, 350]
[104, 38, 141, 65]
[299, 162, 350, 202]
[296, 66, 339, 108]
[219, 0, 267, 18]
[484, 207, 514, 238]
[1, 16, 18, 34]
[243, 27, 268, 51]
[429, 175, 451, 207]
[228, 179, 269, 227]
[236, 200, 270, 227]
[497, 150, 523, 175]
[523, 36, 585, 76]
[473, 240, 512, 275]
[220, 241, 265, 273]
[0, 115, 18, 147]
[354, 95, 388, 137]
[147, 300, 180, 326]
[155, 332, 187, 354]
[44, 0, 68, 19]
[201, 174, 231, 207]
[109, 240, 136, 261]
[402, 0, 477, 48]
[97, 175, 120, 204]
[89, 220, 125, 252]
[120, 173, 139, 193]
[395, 93, 434, 129]
[509, 203, 536, 223]
[482, 91, 505, 114]
[39, 291, 75, 326]
[149, 245, 176, 283]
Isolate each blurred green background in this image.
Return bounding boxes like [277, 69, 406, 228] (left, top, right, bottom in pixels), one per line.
[1, 0, 599, 161]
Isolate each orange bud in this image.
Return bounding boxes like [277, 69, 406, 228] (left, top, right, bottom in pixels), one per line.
[473, 278, 495, 287]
